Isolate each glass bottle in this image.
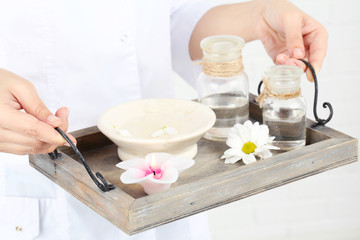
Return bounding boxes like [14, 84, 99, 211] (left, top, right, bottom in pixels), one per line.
[197, 35, 249, 141]
[261, 65, 306, 150]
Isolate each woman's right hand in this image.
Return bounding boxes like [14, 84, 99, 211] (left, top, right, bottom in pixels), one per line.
[0, 68, 76, 155]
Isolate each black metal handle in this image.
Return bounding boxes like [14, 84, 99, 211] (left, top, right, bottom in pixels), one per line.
[257, 80, 263, 95]
[48, 127, 115, 192]
[299, 59, 333, 127]
[257, 60, 334, 128]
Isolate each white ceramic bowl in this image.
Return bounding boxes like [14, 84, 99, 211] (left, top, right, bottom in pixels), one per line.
[97, 98, 216, 160]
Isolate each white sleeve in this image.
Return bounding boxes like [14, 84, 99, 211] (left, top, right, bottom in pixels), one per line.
[170, 0, 218, 88]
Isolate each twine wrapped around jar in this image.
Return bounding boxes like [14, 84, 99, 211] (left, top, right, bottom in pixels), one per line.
[201, 57, 244, 77]
[256, 77, 301, 108]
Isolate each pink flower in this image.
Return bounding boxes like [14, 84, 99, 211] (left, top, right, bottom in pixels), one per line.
[116, 152, 194, 194]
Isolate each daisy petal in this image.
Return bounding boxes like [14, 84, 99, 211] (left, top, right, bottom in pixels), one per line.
[250, 122, 260, 143]
[256, 125, 270, 146]
[259, 124, 269, 135]
[244, 120, 253, 129]
[223, 148, 244, 157]
[236, 124, 250, 143]
[268, 136, 276, 142]
[227, 132, 243, 143]
[256, 149, 272, 159]
[224, 155, 242, 164]
[264, 144, 280, 150]
[226, 138, 244, 149]
[242, 154, 257, 165]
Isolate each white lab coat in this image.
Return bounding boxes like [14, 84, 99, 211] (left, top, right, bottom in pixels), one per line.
[0, 1, 216, 239]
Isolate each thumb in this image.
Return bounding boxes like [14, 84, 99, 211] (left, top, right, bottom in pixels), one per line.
[55, 107, 77, 146]
[13, 82, 62, 127]
[55, 107, 69, 132]
[284, 15, 305, 59]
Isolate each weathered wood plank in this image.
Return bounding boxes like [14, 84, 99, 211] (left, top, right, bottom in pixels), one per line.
[29, 152, 134, 234]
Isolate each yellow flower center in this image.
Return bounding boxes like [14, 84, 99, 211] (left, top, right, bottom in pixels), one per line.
[242, 142, 257, 154]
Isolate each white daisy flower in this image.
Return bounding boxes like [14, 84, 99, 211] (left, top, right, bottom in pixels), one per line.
[221, 120, 279, 165]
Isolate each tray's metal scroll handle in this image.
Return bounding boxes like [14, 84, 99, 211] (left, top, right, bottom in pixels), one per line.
[299, 59, 333, 128]
[257, 60, 334, 128]
[48, 127, 115, 192]
[257, 80, 263, 96]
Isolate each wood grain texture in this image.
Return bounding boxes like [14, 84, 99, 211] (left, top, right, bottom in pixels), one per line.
[29, 93, 358, 235]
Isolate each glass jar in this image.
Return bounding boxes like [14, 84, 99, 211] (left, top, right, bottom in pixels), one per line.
[197, 35, 249, 141]
[261, 65, 306, 150]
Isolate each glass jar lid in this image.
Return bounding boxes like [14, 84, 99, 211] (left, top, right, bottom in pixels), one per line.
[200, 35, 245, 62]
[265, 65, 303, 94]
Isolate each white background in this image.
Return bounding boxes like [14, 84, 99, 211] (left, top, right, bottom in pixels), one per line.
[174, 0, 360, 239]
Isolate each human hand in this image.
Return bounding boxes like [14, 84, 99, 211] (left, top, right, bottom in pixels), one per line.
[0, 69, 76, 155]
[256, 0, 328, 81]
[189, 0, 327, 80]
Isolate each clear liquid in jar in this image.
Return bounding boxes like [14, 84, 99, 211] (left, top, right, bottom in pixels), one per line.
[263, 108, 306, 150]
[201, 93, 249, 141]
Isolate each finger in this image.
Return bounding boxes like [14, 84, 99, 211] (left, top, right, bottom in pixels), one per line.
[0, 142, 56, 155]
[10, 81, 62, 127]
[54, 107, 77, 146]
[66, 134, 77, 146]
[294, 59, 315, 82]
[286, 58, 307, 70]
[0, 127, 67, 152]
[300, 49, 315, 82]
[284, 14, 305, 59]
[308, 37, 327, 74]
[1, 108, 66, 145]
[0, 127, 38, 146]
[55, 107, 69, 132]
[0, 142, 34, 155]
[304, 21, 328, 73]
[275, 54, 290, 65]
[284, 58, 315, 82]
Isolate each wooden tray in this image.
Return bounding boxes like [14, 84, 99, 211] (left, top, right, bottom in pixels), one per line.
[29, 94, 358, 235]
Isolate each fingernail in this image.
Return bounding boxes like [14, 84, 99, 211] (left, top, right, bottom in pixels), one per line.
[292, 48, 304, 58]
[47, 115, 61, 123]
[313, 64, 319, 74]
[277, 54, 287, 64]
[306, 70, 314, 82]
[63, 142, 71, 147]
